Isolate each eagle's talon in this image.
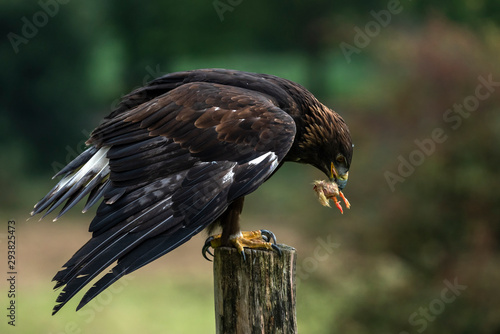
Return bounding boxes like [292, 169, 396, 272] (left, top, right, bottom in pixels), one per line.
[201, 229, 280, 261]
[271, 243, 282, 256]
[260, 229, 277, 244]
[202, 236, 216, 262]
[202, 245, 213, 262]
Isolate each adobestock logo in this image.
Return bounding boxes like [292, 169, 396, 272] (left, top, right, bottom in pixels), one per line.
[339, 0, 406, 64]
[399, 277, 467, 334]
[7, 0, 71, 54]
[51, 129, 91, 176]
[385, 74, 499, 192]
[213, 0, 243, 22]
[109, 64, 164, 111]
[295, 235, 340, 287]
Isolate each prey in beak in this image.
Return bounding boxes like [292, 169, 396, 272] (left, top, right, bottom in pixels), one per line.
[313, 180, 350, 213]
[313, 162, 351, 213]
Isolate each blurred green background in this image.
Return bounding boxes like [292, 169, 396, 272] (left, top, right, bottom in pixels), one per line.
[2, 0, 500, 333]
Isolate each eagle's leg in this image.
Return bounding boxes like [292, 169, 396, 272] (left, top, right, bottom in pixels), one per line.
[202, 197, 281, 261]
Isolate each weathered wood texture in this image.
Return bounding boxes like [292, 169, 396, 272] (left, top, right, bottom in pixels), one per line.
[214, 245, 297, 334]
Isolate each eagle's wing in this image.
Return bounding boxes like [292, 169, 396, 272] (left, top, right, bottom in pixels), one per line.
[33, 81, 296, 314]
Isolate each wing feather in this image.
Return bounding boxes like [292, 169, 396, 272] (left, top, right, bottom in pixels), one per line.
[33, 75, 297, 314]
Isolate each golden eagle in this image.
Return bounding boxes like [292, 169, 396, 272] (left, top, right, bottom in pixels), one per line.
[32, 69, 353, 314]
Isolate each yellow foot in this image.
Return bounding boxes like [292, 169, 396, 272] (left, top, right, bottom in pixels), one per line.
[202, 229, 281, 261]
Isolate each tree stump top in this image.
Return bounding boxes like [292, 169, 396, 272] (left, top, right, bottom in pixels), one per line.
[214, 245, 297, 334]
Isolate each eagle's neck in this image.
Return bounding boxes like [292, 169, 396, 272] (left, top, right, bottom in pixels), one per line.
[285, 100, 350, 164]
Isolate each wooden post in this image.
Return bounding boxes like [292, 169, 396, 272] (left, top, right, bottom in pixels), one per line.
[213, 245, 297, 334]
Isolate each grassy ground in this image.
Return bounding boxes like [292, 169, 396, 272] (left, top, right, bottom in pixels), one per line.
[2, 214, 341, 334]
[2, 219, 215, 334]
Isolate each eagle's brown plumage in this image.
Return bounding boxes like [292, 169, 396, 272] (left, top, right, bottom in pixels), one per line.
[32, 68, 353, 314]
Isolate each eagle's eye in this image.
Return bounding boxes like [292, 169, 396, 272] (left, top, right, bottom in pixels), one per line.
[336, 155, 345, 164]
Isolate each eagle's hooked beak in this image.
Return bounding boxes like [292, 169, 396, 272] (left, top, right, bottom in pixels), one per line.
[330, 162, 348, 190]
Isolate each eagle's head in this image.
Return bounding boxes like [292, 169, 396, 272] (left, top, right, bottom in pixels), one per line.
[298, 103, 353, 191]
